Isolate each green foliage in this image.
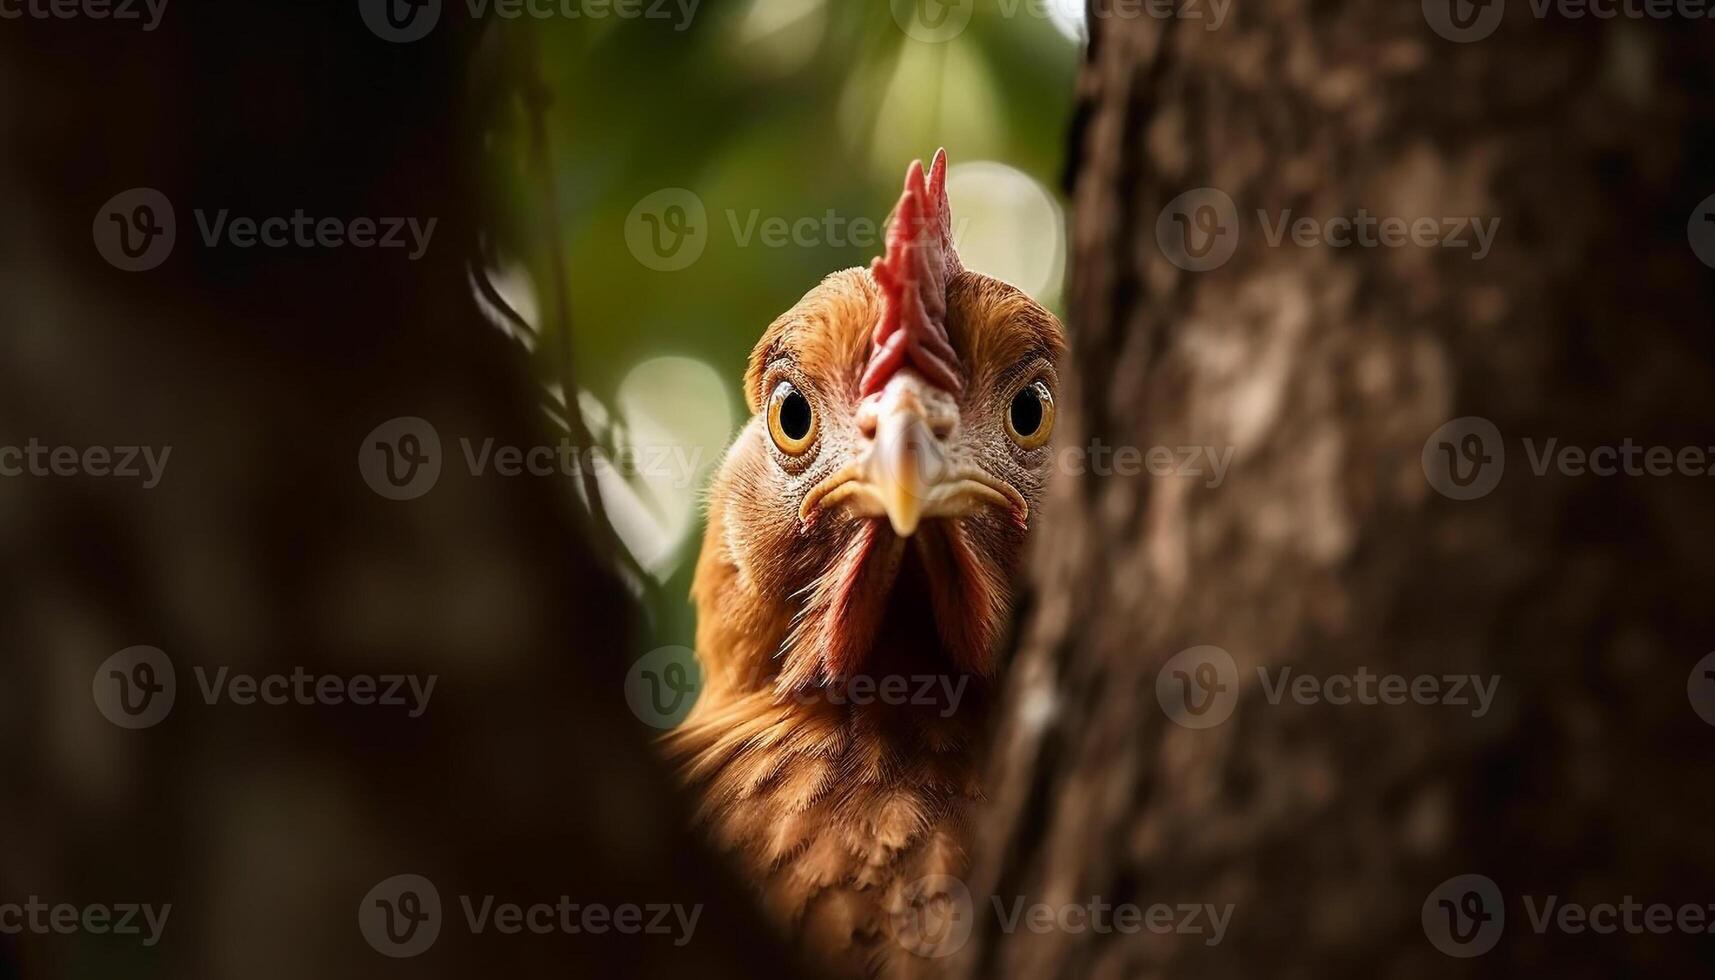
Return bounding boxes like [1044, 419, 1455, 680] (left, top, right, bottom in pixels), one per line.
[483, 0, 1079, 649]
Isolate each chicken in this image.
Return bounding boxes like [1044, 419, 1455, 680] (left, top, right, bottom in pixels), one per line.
[665, 150, 1065, 977]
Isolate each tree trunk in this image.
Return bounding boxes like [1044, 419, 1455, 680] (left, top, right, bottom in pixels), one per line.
[967, 4, 1715, 978]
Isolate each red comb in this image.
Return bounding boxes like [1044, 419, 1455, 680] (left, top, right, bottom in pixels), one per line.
[859, 148, 963, 396]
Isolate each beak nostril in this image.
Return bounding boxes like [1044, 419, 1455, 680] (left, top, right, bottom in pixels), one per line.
[929, 418, 954, 441]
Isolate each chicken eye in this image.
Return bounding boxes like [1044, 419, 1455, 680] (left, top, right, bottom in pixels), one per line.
[1006, 381, 1054, 449]
[767, 381, 818, 455]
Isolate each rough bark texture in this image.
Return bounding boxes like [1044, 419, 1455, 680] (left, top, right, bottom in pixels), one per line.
[966, 3, 1715, 978]
[0, 5, 789, 978]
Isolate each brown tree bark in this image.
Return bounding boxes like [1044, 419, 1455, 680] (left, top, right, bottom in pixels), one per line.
[966, 4, 1715, 979]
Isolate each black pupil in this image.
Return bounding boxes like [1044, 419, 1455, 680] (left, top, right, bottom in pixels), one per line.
[779, 390, 812, 441]
[1010, 386, 1044, 436]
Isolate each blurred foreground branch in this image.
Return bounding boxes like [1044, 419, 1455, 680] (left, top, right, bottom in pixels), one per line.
[0, 5, 789, 978]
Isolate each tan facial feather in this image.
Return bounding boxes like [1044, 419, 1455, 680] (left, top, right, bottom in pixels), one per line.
[744, 269, 878, 413]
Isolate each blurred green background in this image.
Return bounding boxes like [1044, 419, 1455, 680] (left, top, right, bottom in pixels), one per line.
[480, 0, 1082, 652]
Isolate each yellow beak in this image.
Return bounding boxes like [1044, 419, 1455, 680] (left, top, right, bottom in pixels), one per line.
[867, 394, 941, 537]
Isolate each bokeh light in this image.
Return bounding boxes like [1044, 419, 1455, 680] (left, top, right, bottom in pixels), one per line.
[1044, 0, 1087, 43]
[603, 355, 734, 578]
[947, 161, 1066, 302]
